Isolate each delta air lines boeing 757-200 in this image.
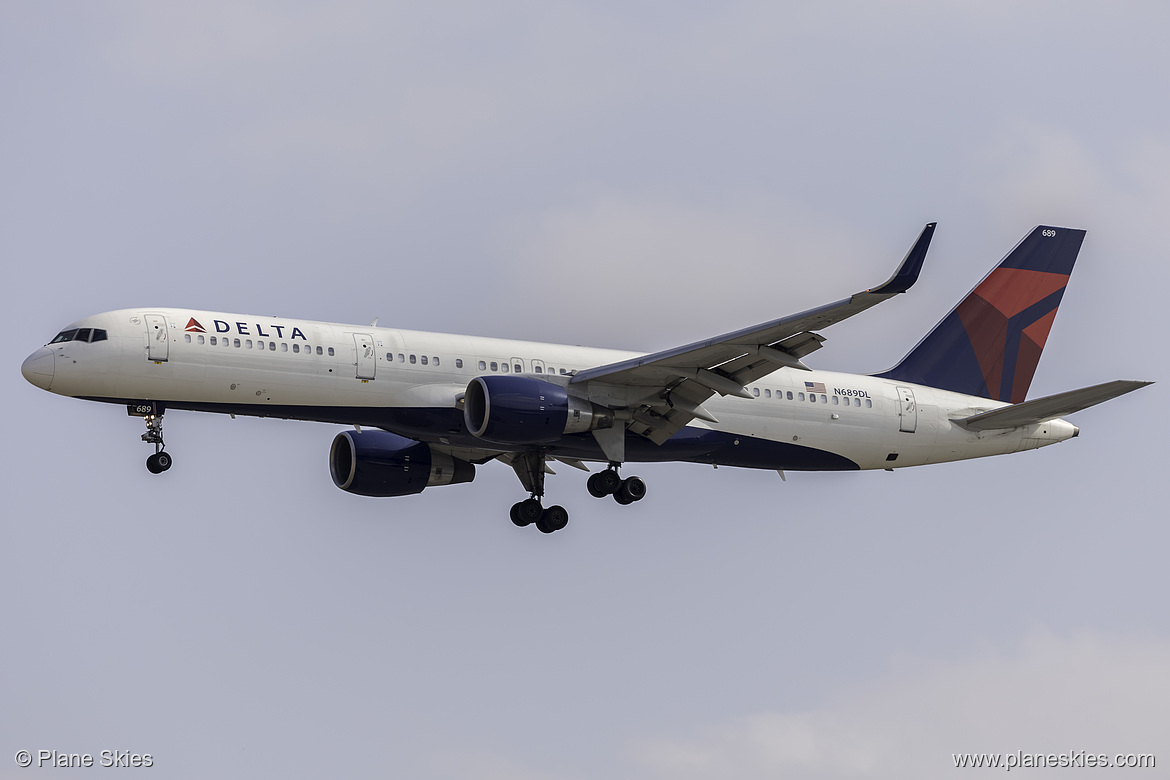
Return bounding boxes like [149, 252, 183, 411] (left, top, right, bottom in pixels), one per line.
[21, 224, 1151, 533]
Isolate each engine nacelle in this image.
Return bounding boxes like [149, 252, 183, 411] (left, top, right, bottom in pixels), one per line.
[463, 375, 613, 445]
[329, 430, 475, 497]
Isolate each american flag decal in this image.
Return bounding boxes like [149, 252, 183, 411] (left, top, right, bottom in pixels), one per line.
[805, 381, 827, 393]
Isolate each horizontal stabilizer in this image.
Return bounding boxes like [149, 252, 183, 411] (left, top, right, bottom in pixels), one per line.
[956, 379, 1152, 431]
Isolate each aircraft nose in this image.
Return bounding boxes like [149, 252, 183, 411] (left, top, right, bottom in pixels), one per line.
[21, 347, 54, 390]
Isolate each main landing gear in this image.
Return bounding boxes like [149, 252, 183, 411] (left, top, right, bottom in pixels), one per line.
[507, 452, 570, 534]
[141, 411, 173, 474]
[587, 465, 647, 505]
[509, 498, 569, 534]
[505, 454, 647, 534]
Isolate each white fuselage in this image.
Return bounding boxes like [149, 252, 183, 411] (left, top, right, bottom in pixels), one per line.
[24, 308, 1079, 472]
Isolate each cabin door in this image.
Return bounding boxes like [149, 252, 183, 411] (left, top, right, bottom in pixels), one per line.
[896, 386, 917, 433]
[354, 334, 376, 380]
[144, 313, 169, 361]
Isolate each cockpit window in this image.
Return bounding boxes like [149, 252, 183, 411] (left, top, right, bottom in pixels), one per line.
[49, 328, 108, 344]
[50, 329, 79, 344]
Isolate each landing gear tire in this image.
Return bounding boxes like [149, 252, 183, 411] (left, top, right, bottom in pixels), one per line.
[510, 502, 529, 527]
[536, 505, 569, 534]
[588, 469, 622, 498]
[146, 451, 173, 474]
[587, 473, 607, 498]
[517, 498, 544, 525]
[614, 476, 646, 504]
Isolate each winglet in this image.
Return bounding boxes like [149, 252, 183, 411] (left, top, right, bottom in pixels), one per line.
[868, 222, 936, 295]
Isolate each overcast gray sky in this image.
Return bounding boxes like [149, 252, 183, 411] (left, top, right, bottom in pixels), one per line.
[2, 3, 1167, 778]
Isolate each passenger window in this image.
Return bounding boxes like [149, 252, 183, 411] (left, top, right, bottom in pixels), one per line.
[501, 363, 509, 373]
[210, 336, 217, 346]
[855, 398, 862, 407]
[409, 354, 416, 364]
[534, 365, 542, 373]
[764, 389, 771, 398]
[184, 334, 191, 343]
[865, 399, 872, 408]
[787, 391, 793, 400]
[246, 339, 253, 348]
[293, 344, 300, 353]
[810, 394, 816, 403]
[433, 357, 440, 367]
[420, 356, 428, 365]
[327, 347, 334, 356]
[91, 329, 108, 342]
[490, 362, 498, 371]
[316, 346, 323, 355]
[798, 392, 805, 401]
[831, 395, 838, 405]
[270, 342, 276, 351]
[198, 335, 205, 345]
[820, 394, 827, 403]
[478, 360, 486, 371]
[752, 387, 760, 397]
[234, 338, 241, 348]
[456, 359, 463, 369]
[280, 343, 287, 352]
[398, 353, 405, 362]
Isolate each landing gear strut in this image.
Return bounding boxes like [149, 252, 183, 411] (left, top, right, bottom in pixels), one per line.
[587, 464, 646, 505]
[508, 451, 569, 534]
[141, 412, 173, 474]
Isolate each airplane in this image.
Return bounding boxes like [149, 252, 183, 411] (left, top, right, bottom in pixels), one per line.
[21, 224, 1151, 533]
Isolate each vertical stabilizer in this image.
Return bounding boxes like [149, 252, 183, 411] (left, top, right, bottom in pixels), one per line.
[877, 226, 1085, 402]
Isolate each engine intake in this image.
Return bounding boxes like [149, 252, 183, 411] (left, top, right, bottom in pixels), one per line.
[464, 375, 613, 445]
[330, 430, 474, 497]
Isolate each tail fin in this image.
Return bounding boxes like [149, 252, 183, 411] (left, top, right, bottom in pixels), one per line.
[877, 226, 1086, 402]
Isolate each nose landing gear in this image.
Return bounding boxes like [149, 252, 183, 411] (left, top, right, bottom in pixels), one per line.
[139, 410, 172, 474]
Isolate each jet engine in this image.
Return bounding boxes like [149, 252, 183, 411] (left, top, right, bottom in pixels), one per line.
[329, 429, 474, 497]
[464, 375, 614, 445]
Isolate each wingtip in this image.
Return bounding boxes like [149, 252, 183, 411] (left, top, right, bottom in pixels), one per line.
[868, 222, 936, 295]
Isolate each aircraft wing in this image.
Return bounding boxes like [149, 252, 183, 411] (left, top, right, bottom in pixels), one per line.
[570, 223, 936, 456]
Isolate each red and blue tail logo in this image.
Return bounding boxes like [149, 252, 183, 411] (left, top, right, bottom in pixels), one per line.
[878, 226, 1085, 402]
